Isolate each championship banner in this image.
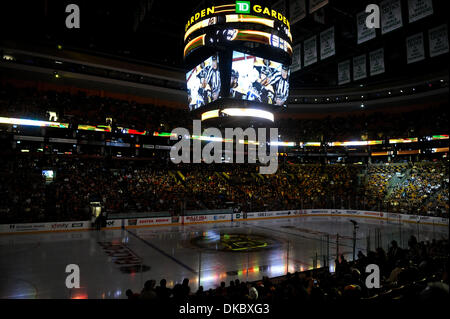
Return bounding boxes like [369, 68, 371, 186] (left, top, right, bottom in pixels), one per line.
[320, 26, 335, 60]
[353, 54, 367, 81]
[369, 48, 385, 76]
[309, 0, 328, 14]
[429, 24, 449, 57]
[338, 60, 351, 85]
[357, 11, 376, 44]
[408, 0, 433, 23]
[381, 0, 403, 35]
[406, 33, 425, 63]
[289, 0, 306, 24]
[304, 35, 317, 66]
[291, 43, 302, 72]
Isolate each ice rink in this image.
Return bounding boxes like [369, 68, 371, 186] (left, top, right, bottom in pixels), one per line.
[0, 216, 448, 299]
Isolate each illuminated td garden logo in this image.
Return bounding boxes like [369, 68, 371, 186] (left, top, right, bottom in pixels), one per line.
[236, 1, 251, 14]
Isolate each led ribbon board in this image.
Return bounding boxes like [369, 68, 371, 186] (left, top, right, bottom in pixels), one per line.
[184, 14, 292, 42]
[184, 30, 292, 58]
[184, 3, 292, 58]
[184, 34, 207, 58]
[185, 3, 291, 34]
[330, 140, 383, 146]
[0, 117, 69, 128]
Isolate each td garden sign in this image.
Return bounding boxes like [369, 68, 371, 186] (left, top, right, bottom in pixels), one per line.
[185, 1, 291, 32]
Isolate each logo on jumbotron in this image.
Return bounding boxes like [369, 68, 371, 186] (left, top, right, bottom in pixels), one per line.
[236, 1, 250, 13]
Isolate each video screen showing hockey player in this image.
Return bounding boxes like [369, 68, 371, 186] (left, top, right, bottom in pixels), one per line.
[186, 54, 221, 111]
[231, 51, 290, 106]
[230, 69, 246, 99]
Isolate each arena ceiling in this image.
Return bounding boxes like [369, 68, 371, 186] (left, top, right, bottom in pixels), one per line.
[1, 0, 448, 90]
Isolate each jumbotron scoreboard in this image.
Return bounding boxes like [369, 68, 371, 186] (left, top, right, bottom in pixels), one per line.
[184, 1, 293, 123]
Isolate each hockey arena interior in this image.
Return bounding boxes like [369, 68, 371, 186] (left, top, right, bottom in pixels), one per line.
[0, 0, 448, 310]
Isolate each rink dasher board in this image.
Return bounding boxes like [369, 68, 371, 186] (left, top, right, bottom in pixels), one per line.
[0, 211, 448, 235]
[0, 220, 92, 235]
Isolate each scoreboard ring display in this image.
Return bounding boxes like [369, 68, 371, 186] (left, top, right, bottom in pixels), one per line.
[184, 3, 292, 60]
[184, 29, 293, 58]
[184, 2, 293, 118]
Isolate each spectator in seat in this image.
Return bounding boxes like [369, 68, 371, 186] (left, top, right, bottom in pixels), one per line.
[140, 280, 157, 300]
[155, 278, 171, 301]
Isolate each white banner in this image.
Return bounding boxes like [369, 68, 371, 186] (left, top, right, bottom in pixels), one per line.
[320, 26, 335, 60]
[289, 0, 306, 24]
[406, 33, 425, 63]
[369, 48, 385, 76]
[309, 0, 328, 14]
[291, 43, 302, 72]
[429, 24, 449, 57]
[381, 0, 403, 34]
[408, 0, 433, 23]
[338, 60, 351, 85]
[357, 11, 376, 44]
[353, 54, 367, 81]
[304, 35, 317, 66]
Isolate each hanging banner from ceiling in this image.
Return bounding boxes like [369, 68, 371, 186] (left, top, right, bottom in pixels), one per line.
[428, 24, 449, 57]
[357, 11, 376, 44]
[369, 48, 385, 76]
[408, 0, 433, 23]
[381, 0, 403, 34]
[304, 35, 318, 66]
[353, 54, 367, 81]
[338, 60, 351, 85]
[406, 33, 425, 63]
[289, 0, 306, 24]
[291, 43, 302, 72]
[320, 26, 335, 60]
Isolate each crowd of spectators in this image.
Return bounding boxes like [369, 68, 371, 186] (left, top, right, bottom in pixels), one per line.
[126, 237, 449, 304]
[363, 162, 449, 216]
[0, 154, 448, 224]
[387, 162, 449, 215]
[277, 104, 448, 142]
[0, 84, 448, 142]
[0, 84, 192, 132]
[0, 84, 448, 223]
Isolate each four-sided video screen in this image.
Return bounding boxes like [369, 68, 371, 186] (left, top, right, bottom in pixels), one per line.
[186, 51, 290, 111]
[186, 54, 221, 111]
